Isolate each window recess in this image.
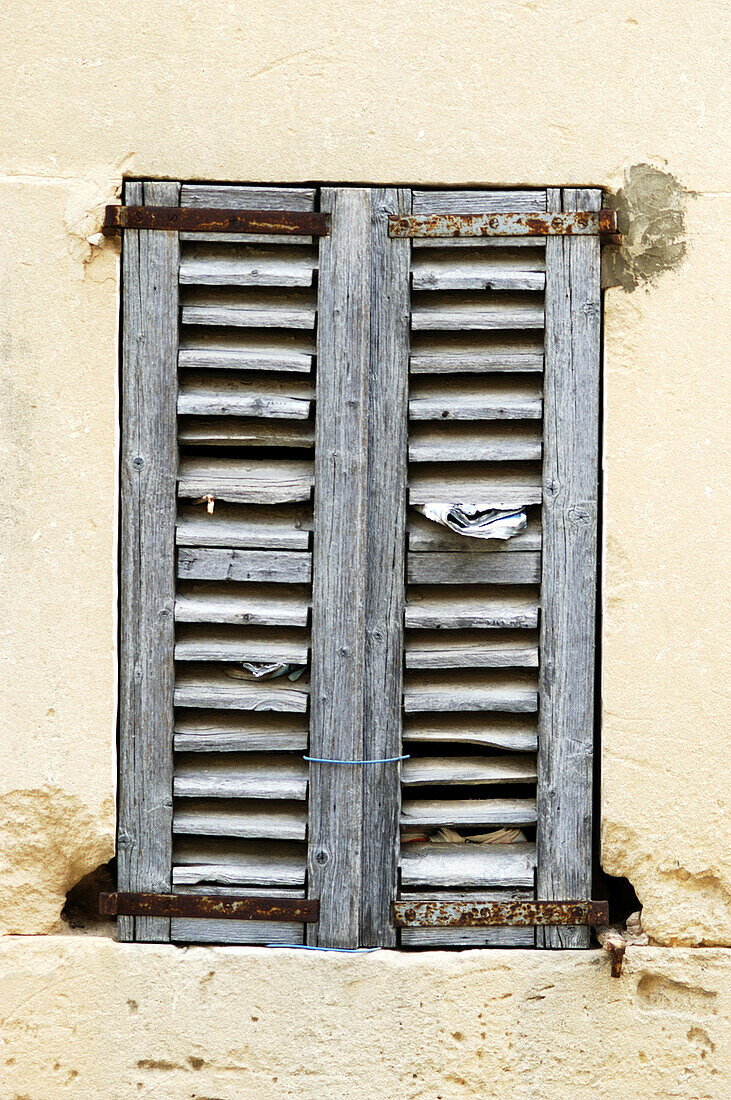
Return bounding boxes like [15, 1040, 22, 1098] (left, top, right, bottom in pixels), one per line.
[116, 183, 605, 949]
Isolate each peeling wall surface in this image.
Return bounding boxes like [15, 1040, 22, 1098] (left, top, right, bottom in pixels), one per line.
[0, 0, 729, 1096]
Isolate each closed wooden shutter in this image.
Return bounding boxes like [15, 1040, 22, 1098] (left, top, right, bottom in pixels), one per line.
[118, 184, 600, 948]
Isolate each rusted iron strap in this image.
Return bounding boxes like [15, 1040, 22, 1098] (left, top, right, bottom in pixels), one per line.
[100, 892, 319, 922]
[389, 210, 619, 241]
[102, 206, 329, 237]
[392, 900, 609, 928]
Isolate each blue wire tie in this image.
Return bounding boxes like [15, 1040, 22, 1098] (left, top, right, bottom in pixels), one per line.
[303, 755, 410, 765]
[266, 944, 380, 953]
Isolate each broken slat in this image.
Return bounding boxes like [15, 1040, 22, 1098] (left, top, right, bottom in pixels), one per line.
[173, 839, 306, 887]
[407, 510, 541, 552]
[403, 715, 537, 753]
[401, 755, 537, 786]
[177, 548, 312, 584]
[178, 418, 314, 449]
[401, 797, 537, 828]
[178, 378, 312, 420]
[174, 625, 309, 665]
[174, 669, 309, 712]
[405, 630, 538, 670]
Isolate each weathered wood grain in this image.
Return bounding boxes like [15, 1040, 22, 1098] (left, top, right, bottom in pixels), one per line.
[174, 711, 309, 754]
[401, 798, 537, 827]
[410, 349, 543, 373]
[405, 630, 538, 669]
[403, 714, 537, 753]
[177, 457, 313, 503]
[412, 191, 548, 214]
[118, 180, 179, 943]
[175, 583, 310, 628]
[405, 587, 538, 630]
[173, 800, 307, 841]
[173, 838, 305, 887]
[411, 294, 544, 331]
[176, 503, 311, 550]
[180, 245, 316, 287]
[406, 551, 540, 585]
[537, 188, 601, 949]
[408, 422, 542, 463]
[174, 668, 308, 712]
[181, 288, 316, 330]
[400, 842, 536, 888]
[177, 547, 312, 584]
[174, 754, 308, 800]
[174, 625, 309, 665]
[401, 755, 537, 786]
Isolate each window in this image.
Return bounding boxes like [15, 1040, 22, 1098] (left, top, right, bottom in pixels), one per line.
[116, 182, 602, 949]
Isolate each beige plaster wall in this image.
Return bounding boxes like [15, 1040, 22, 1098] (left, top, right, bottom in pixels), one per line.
[0, 1, 730, 1095]
[1, 939, 730, 1100]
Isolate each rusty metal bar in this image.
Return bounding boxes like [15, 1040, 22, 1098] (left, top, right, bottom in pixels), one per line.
[100, 892, 319, 922]
[392, 899, 609, 928]
[388, 210, 619, 242]
[102, 205, 330, 237]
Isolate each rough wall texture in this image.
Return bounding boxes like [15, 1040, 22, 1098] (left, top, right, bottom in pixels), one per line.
[1, 939, 729, 1100]
[0, 0, 730, 1095]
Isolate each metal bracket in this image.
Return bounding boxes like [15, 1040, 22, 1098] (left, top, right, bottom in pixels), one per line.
[388, 209, 621, 244]
[100, 892, 319, 923]
[392, 899, 609, 929]
[102, 205, 330, 237]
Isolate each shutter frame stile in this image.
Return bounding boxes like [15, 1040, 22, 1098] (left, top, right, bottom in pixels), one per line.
[307, 188, 411, 948]
[537, 188, 601, 948]
[118, 180, 180, 942]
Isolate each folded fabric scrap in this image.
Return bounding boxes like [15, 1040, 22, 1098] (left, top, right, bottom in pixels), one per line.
[415, 503, 528, 541]
[226, 662, 306, 682]
[401, 826, 527, 845]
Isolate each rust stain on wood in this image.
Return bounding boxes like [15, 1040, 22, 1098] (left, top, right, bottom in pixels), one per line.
[100, 892, 319, 922]
[392, 899, 609, 928]
[103, 205, 329, 236]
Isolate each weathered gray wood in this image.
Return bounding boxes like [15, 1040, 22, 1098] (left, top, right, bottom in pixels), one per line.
[175, 583, 310, 628]
[408, 466, 542, 508]
[412, 247, 545, 292]
[537, 188, 601, 949]
[401, 843, 536, 888]
[401, 755, 537, 786]
[405, 630, 538, 669]
[178, 457, 313, 503]
[176, 503, 310, 550]
[409, 384, 542, 421]
[403, 684, 538, 714]
[178, 417, 314, 449]
[401, 798, 537, 827]
[180, 246, 316, 287]
[174, 712, 309, 754]
[181, 289, 316, 330]
[174, 800, 307, 840]
[398, 888, 535, 946]
[410, 350, 543, 373]
[408, 423, 541, 463]
[173, 839, 305, 887]
[407, 551, 540, 585]
[174, 625, 308, 665]
[172, 883, 307, 945]
[174, 755, 307, 800]
[403, 714, 537, 752]
[181, 184, 316, 210]
[307, 187, 410, 947]
[408, 510, 541, 552]
[178, 375, 312, 419]
[412, 191, 547, 214]
[411, 294, 544, 331]
[118, 180, 179, 943]
[405, 587, 538, 630]
[179, 346, 312, 372]
[307, 187, 371, 948]
[174, 668, 308, 712]
[177, 547, 311, 584]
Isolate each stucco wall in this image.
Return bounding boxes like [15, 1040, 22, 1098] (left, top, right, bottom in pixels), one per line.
[1, 1, 729, 1096]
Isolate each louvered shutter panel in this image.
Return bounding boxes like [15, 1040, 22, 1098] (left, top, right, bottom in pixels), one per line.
[118, 183, 599, 948]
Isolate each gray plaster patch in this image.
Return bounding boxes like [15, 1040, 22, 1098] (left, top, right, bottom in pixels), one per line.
[603, 164, 692, 291]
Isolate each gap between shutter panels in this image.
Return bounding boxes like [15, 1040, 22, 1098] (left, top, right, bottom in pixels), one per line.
[172, 184, 320, 945]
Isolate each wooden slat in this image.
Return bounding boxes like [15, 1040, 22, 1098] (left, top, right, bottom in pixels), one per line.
[407, 551, 540, 585]
[118, 180, 179, 943]
[178, 375, 312, 419]
[412, 191, 548, 214]
[405, 630, 538, 669]
[174, 668, 308, 712]
[398, 888, 535, 946]
[406, 588, 538, 630]
[537, 188, 601, 949]
[171, 885, 306, 945]
[173, 839, 305, 887]
[177, 548, 311, 584]
[174, 754, 307, 800]
[408, 509, 541, 552]
[403, 685, 538, 714]
[175, 583, 309, 628]
[411, 295, 544, 331]
[401, 842, 536, 888]
[175, 625, 309, 665]
[181, 289, 316, 329]
[402, 755, 537, 786]
[403, 715, 537, 753]
[179, 346, 312, 372]
[412, 248, 545, 292]
[401, 798, 537, 827]
[174, 712, 309, 753]
[408, 466, 541, 508]
[409, 380, 542, 421]
[178, 417, 314, 448]
[410, 350, 543, 373]
[174, 800, 307, 841]
[180, 246, 316, 287]
[181, 185, 317, 210]
[178, 457, 313, 504]
[409, 423, 541, 463]
[176, 504, 310, 550]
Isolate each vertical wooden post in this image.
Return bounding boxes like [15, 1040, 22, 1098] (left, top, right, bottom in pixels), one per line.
[537, 188, 601, 947]
[308, 187, 410, 947]
[118, 180, 180, 943]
